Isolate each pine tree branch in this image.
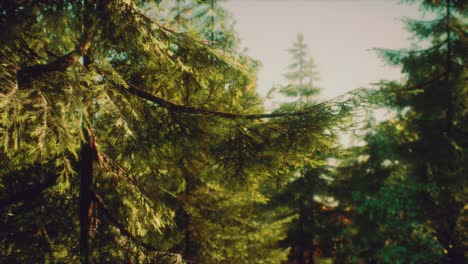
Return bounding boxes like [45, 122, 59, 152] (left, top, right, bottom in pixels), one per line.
[94, 65, 349, 120]
[126, 82, 299, 119]
[98, 151, 165, 211]
[379, 72, 446, 93]
[16, 31, 93, 86]
[90, 189, 183, 261]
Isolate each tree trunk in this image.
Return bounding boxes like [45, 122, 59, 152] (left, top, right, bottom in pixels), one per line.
[297, 199, 305, 264]
[79, 40, 94, 263]
[182, 162, 193, 261]
[309, 243, 315, 264]
[78, 129, 94, 264]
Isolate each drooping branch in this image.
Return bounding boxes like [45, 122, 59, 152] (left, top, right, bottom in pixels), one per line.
[98, 151, 163, 215]
[126, 82, 301, 119]
[90, 189, 183, 261]
[383, 72, 447, 94]
[94, 65, 360, 120]
[409, 73, 447, 92]
[96, 64, 445, 124]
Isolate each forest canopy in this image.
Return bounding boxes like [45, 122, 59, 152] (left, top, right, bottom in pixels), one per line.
[0, 0, 466, 263]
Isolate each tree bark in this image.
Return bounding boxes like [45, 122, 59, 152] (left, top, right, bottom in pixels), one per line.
[309, 243, 315, 264]
[183, 166, 193, 261]
[297, 199, 305, 264]
[78, 128, 94, 264]
[78, 36, 94, 263]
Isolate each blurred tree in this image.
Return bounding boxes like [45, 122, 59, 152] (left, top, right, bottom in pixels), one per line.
[275, 162, 342, 264]
[281, 33, 320, 106]
[377, 0, 467, 261]
[333, 0, 467, 262]
[333, 121, 446, 263]
[267, 34, 342, 264]
[158, 0, 238, 50]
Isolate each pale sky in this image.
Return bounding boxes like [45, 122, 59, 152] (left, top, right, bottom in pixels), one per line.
[223, 0, 427, 104]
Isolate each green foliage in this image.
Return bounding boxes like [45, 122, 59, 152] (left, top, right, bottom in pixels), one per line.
[2, 1, 461, 263]
[334, 0, 467, 263]
[264, 36, 345, 263]
[0, 1, 348, 263]
[157, 0, 239, 51]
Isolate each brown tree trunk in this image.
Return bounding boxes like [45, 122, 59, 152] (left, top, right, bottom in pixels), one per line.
[297, 199, 306, 264]
[79, 130, 94, 264]
[79, 39, 94, 263]
[309, 244, 315, 264]
[182, 162, 193, 261]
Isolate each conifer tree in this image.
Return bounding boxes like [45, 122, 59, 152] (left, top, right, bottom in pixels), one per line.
[382, 1, 466, 262]
[192, 0, 237, 50]
[333, 0, 467, 262]
[0, 1, 353, 263]
[281, 33, 320, 106]
[157, 2, 273, 262]
[266, 33, 341, 264]
[159, 0, 237, 50]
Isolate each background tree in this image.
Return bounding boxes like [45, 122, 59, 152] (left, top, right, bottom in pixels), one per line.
[332, 0, 467, 262]
[191, 0, 238, 49]
[157, 0, 238, 50]
[262, 33, 344, 264]
[281, 33, 320, 106]
[333, 120, 446, 263]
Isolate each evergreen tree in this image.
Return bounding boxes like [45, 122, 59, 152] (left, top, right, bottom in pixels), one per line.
[281, 33, 320, 106]
[380, 0, 466, 261]
[333, 0, 467, 262]
[191, 0, 238, 50]
[156, 2, 278, 262]
[333, 121, 445, 263]
[158, 0, 238, 50]
[0, 1, 351, 263]
[274, 161, 340, 264]
[266, 33, 341, 264]
[164, 0, 195, 32]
